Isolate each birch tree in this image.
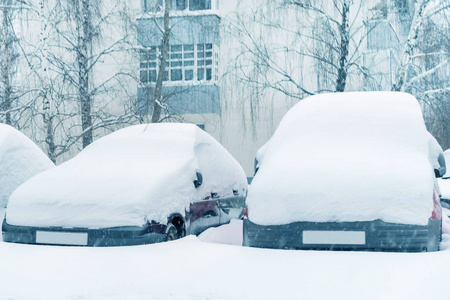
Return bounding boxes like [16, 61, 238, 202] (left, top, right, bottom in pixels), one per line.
[151, 0, 170, 123]
[285, 0, 354, 92]
[230, 0, 371, 106]
[408, 1, 450, 148]
[42, 0, 139, 151]
[0, 0, 19, 125]
[392, 0, 430, 92]
[12, 0, 141, 162]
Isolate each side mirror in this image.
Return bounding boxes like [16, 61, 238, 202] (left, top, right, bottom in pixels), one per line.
[194, 172, 203, 188]
[254, 158, 259, 175]
[435, 152, 446, 178]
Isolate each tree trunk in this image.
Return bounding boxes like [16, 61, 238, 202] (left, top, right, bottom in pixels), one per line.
[335, 0, 350, 92]
[77, 0, 93, 147]
[38, 0, 56, 162]
[1, 2, 12, 125]
[392, 0, 428, 92]
[151, 0, 170, 123]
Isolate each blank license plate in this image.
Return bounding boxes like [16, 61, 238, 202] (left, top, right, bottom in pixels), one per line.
[303, 230, 365, 245]
[36, 231, 88, 246]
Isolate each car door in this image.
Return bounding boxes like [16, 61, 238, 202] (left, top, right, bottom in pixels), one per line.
[188, 195, 221, 236]
[218, 190, 246, 225]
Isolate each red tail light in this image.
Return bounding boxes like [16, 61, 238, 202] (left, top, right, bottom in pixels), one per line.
[431, 187, 442, 220]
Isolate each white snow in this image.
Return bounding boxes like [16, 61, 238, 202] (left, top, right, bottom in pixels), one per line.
[0, 124, 54, 209]
[438, 178, 450, 200]
[198, 219, 243, 245]
[1, 216, 450, 300]
[6, 123, 247, 228]
[248, 92, 442, 226]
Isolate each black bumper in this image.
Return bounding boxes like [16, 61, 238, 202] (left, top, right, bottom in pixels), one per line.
[2, 218, 166, 246]
[243, 218, 441, 252]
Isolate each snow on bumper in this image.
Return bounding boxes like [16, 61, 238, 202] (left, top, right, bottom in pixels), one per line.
[2, 218, 166, 246]
[243, 218, 441, 252]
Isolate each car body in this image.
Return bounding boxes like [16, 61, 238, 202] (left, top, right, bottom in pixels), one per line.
[0, 124, 54, 212]
[2, 123, 247, 246]
[438, 149, 450, 209]
[243, 92, 444, 252]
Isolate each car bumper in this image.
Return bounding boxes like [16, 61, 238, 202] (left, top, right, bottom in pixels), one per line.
[2, 219, 166, 246]
[243, 218, 441, 252]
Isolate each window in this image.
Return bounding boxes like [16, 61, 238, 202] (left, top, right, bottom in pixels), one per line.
[183, 45, 195, 81]
[140, 47, 157, 83]
[170, 45, 183, 81]
[189, 0, 211, 11]
[146, 0, 212, 12]
[176, 0, 186, 10]
[367, 20, 394, 50]
[143, 0, 162, 12]
[197, 44, 213, 81]
[395, 0, 408, 14]
[140, 44, 217, 84]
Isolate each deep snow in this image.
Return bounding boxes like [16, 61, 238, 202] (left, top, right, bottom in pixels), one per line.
[1, 214, 450, 300]
[248, 92, 442, 226]
[6, 124, 247, 228]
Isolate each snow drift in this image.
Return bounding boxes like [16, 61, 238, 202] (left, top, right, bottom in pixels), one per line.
[6, 123, 247, 228]
[248, 92, 442, 226]
[0, 124, 54, 208]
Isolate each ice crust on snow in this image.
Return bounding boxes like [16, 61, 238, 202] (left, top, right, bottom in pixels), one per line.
[6, 123, 247, 228]
[0, 124, 54, 208]
[248, 92, 442, 226]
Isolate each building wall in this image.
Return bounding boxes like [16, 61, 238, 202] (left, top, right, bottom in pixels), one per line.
[137, 11, 221, 116]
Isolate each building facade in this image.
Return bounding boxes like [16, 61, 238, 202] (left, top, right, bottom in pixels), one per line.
[137, 0, 221, 127]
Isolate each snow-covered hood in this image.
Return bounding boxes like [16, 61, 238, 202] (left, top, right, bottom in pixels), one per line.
[248, 92, 442, 226]
[6, 124, 247, 228]
[0, 124, 54, 208]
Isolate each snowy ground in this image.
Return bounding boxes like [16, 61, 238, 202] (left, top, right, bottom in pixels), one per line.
[1, 211, 450, 299]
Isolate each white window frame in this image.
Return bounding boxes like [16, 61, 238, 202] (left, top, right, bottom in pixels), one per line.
[140, 43, 218, 85]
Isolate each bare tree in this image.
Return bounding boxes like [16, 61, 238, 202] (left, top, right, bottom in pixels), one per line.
[229, 0, 371, 104]
[39, 0, 139, 152]
[3, 0, 141, 162]
[405, 1, 450, 148]
[0, 0, 19, 125]
[286, 0, 355, 92]
[151, 0, 170, 123]
[392, 0, 430, 92]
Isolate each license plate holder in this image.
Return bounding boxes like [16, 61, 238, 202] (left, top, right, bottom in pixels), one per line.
[303, 230, 365, 245]
[36, 231, 88, 246]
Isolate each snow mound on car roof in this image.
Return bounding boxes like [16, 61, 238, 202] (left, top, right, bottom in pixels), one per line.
[248, 92, 442, 226]
[6, 123, 247, 228]
[0, 124, 54, 208]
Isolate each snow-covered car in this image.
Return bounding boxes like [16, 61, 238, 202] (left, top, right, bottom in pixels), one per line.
[2, 123, 247, 246]
[438, 149, 450, 208]
[243, 92, 445, 252]
[0, 124, 54, 211]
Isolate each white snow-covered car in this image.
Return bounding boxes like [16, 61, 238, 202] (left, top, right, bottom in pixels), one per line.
[243, 92, 445, 252]
[0, 124, 54, 211]
[2, 124, 247, 246]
